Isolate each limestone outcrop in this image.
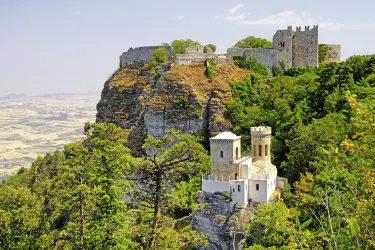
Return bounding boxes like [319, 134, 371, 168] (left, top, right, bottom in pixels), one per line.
[96, 62, 251, 154]
[192, 191, 254, 250]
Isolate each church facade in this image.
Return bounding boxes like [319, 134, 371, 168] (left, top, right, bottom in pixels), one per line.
[202, 126, 285, 207]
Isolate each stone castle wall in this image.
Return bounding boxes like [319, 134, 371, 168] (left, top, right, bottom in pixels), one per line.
[272, 28, 294, 67]
[292, 26, 319, 67]
[324, 44, 341, 62]
[243, 48, 279, 75]
[119, 46, 172, 67]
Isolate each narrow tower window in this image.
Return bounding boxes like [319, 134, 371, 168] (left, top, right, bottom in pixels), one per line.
[235, 173, 238, 180]
[259, 145, 262, 156]
[256, 184, 259, 191]
[220, 151, 223, 158]
[236, 147, 239, 160]
[265, 144, 268, 156]
[238, 185, 241, 192]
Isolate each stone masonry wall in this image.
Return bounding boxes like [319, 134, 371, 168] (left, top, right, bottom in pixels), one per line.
[272, 29, 294, 68]
[324, 44, 341, 62]
[243, 48, 279, 76]
[119, 46, 172, 67]
[292, 26, 318, 67]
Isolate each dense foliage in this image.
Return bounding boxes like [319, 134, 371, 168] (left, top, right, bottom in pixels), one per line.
[226, 55, 375, 249]
[164, 39, 201, 54]
[149, 48, 169, 67]
[0, 124, 209, 249]
[234, 36, 273, 49]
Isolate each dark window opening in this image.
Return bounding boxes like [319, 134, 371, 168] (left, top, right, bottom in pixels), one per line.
[233, 188, 235, 193]
[259, 145, 262, 156]
[238, 185, 241, 192]
[236, 147, 239, 160]
[220, 151, 223, 158]
[235, 173, 238, 180]
[256, 184, 259, 191]
[265, 144, 268, 156]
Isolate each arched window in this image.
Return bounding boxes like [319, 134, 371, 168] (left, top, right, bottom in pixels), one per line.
[265, 144, 268, 156]
[235, 173, 238, 180]
[256, 184, 259, 191]
[236, 147, 239, 160]
[238, 185, 241, 192]
[259, 145, 262, 156]
[253, 144, 256, 156]
[220, 151, 223, 158]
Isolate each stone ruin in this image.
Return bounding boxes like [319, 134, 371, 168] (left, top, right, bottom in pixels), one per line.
[118, 25, 341, 75]
[174, 45, 219, 65]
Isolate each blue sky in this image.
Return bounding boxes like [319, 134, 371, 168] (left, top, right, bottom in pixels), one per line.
[1, 0, 375, 95]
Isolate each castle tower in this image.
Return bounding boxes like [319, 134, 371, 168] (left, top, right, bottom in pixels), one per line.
[210, 132, 241, 180]
[272, 26, 294, 68]
[292, 25, 319, 67]
[251, 126, 271, 163]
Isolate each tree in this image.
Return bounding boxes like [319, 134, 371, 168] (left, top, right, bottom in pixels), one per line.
[318, 44, 329, 63]
[150, 48, 169, 67]
[0, 186, 50, 249]
[170, 39, 201, 54]
[135, 129, 209, 249]
[234, 36, 272, 48]
[205, 44, 217, 52]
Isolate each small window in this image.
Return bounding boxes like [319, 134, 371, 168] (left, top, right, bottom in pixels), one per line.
[256, 184, 259, 191]
[259, 145, 262, 156]
[236, 147, 239, 160]
[233, 188, 235, 193]
[265, 144, 268, 156]
[220, 151, 223, 158]
[238, 185, 241, 192]
[235, 173, 238, 180]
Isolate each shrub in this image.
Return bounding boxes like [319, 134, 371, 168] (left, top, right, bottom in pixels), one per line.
[150, 48, 169, 67]
[205, 44, 217, 52]
[205, 58, 217, 79]
[272, 64, 282, 77]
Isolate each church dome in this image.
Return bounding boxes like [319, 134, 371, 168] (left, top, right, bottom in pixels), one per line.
[211, 132, 240, 140]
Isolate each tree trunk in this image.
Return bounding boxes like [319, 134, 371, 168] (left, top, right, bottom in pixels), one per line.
[148, 171, 161, 250]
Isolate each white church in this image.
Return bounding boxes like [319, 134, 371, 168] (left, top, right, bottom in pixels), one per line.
[202, 126, 285, 207]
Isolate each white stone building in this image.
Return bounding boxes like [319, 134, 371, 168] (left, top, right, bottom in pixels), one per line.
[202, 126, 284, 207]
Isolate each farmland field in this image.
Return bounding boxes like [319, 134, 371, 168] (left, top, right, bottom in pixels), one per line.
[0, 93, 99, 182]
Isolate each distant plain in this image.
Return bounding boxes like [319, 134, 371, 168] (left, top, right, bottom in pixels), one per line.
[0, 93, 99, 181]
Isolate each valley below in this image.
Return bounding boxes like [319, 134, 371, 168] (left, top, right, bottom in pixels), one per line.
[0, 93, 99, 182]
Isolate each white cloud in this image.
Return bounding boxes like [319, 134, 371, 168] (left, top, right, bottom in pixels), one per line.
[224, 10, 375, 31]
[230, 4, 244, 13]
[176, 16, 184, 20]
[225, 13, 246, 21]
[214, 15, 220, 21]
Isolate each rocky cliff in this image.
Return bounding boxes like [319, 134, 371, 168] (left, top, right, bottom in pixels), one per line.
[96, 61, 250, 154]
[193, 191, 254, 250]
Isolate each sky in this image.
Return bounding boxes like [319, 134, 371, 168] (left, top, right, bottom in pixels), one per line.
[1, 0, 375, 96]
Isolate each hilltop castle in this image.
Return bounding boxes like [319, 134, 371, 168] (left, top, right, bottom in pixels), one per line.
[202, 127, 286, 207]
[119, 25, 341, 75]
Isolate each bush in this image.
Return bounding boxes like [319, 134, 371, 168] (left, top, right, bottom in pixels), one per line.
[205, 44, 217, 52]
[205, 58, 217, 79]
[150, 48, 169, 67]
[272, 64, 282, 77]
[234, 56, 268, 76]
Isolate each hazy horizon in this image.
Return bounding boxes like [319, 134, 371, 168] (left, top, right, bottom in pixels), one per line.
[1, 0, 375, 96]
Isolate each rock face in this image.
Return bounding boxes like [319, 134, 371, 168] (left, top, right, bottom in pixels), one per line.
[96, 62, 250, 154]
[192, 191, 254, 250]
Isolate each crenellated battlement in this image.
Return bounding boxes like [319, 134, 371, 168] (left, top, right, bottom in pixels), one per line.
[251, 126, 272, 134]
